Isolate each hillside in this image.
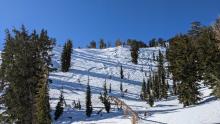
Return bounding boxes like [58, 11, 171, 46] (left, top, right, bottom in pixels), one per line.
[49, 46, 220, 124]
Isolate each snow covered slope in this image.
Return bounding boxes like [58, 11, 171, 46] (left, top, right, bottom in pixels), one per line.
[48, 46, 220, 124]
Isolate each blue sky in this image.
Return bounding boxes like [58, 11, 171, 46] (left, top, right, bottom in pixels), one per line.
[0, 0, 220, 49]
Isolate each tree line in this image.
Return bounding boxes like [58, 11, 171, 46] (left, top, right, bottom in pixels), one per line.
[87, 38, 167, 49]
[0, 26, 55, 123]
[167, 18, 220, 107]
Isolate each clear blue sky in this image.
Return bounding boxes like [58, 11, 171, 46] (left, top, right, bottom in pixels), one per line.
[0, 0, 220, 49]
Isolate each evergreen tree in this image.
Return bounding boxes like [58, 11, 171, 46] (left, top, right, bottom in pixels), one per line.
[120, 81, 123, 96]
[85, 82, 92, 117]
[141, 79, 147, 100]
[120, 65, 124, 79]
[148, 89, 154, 107]
[61, 43, 68, 72]
[158, 50, 168, 99]
[61, 40, 73, 72]
[130, 41, 139, 64]
[54, 90, 64, 120]
[0, 26, 53, 123]
[89, 40, 96, 48]
[120, 81, 123, 93]
[149, 38, 158, 47]
[102, 82, 111, 113]
[146, 77, 151, 96]
[152, 73, 160, 99]
[167, 33, 201, 107]
[99, 39, 106, 49]
[66, 40, 73, 71]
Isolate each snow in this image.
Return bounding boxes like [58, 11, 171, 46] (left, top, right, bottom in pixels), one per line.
[49, 46, 220, 124]
[1, 46, 220, 124]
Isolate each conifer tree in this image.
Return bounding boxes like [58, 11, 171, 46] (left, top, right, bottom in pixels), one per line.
[130, 40, 139, 64]
[167, 33, 201, 106]
[120, 65, 124, 79]
[148, 89, 154, 107]
[61, 43, 68, 72]
[120, 82, 123, 93]
[85, 82, 92, 117]
[158, 50, 168, 99]
[61, 40, 72, 72]
[141, 79, 147, 100]
[152, 73, 160, 99]
[0, 26, 54, 123]
[146, 78, 151, 96]
[54, 90, 64, 120]
[66, 40, 73, 71]
[101, 82, 111, 113]
[99, 39, 106, 49]
[89, 40, 96, 48]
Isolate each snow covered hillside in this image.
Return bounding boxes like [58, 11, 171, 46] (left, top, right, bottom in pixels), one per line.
[48, 46, 220, 124]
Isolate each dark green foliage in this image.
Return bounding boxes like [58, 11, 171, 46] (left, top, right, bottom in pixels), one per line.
[149, 38, 166, 47]
[99, 39, 106, 49]
[120, 81, 123, 93]
[72, 100, 81, 110]
[158, 50, 168, 99]
[167, 22, 215, 106]
[54, 90, 64, 120]
[101, 82, 111, 113]
[149, 38, 158, 47]
[127, 39, 146, 48]
[61, 40, 73, 72]
[85, 83, 92, 117]
[0, 26, 54, 123]
[89, 40, 96, 48]
[141, 79, 148, 100]
[120, 65, 124, 79]
[130, 41, 139, 64]
[146, 77, 151, 95]
[148, 90, 154, 107]
[152, 73, 160, 99]
[120, 81, 124, 97]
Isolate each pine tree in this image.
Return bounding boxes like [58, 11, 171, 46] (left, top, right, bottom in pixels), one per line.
[158, 50, 168, 99]
[120, 81, 123, 93]
[66, 40, 73, 71]
[130, 42, 139, 64]
[61, 43, 68, 72]
[120, 65, 124, 79]
[61, 40, 72, 72]
[141, 79, 147, 100]
[148, 89, 154, 107]
[146, 78, 151, 96]
[89, 40, 96, 48]
[152, 73, 160, 99]
[99, 39, 106, 49]
[85, 82, 92, 117]
[0, 26, 53, 123]
[167, 33, 201, 107]
[54, 90, 64, 120]
[102, 82, 111, 113]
